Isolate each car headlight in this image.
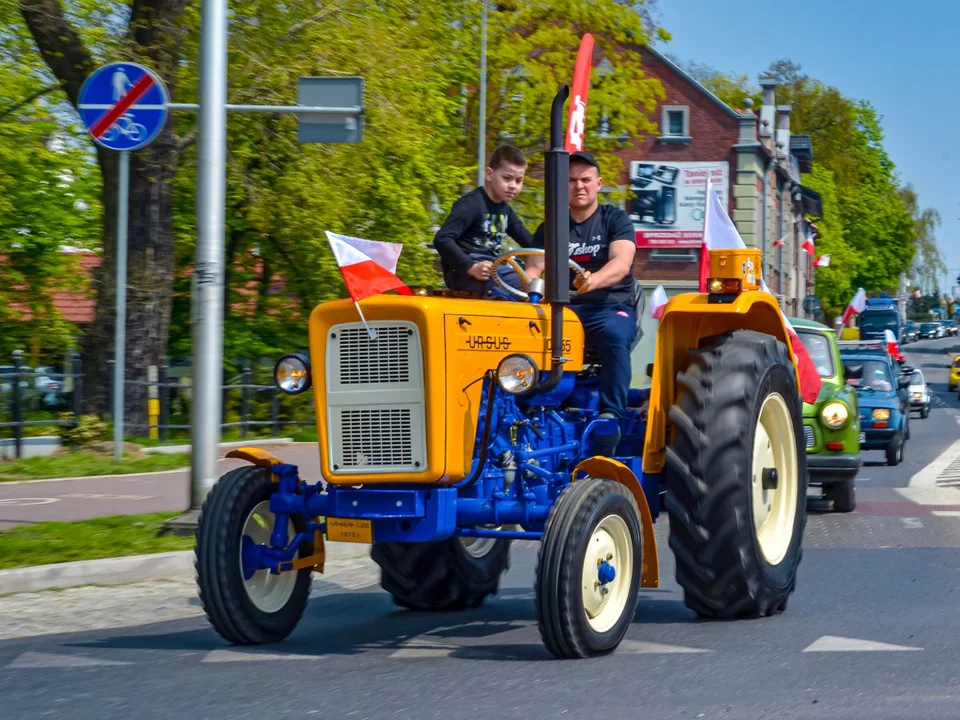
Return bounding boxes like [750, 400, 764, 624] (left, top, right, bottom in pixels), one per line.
[821, 401, 849, 428]
[872, 408, 890, 421]
[274, 352, 312, 394]
[496, 354, 538, 395]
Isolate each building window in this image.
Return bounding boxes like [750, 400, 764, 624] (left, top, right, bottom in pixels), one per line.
[659, 105, 691, 142]
[649, 248, 698, 262]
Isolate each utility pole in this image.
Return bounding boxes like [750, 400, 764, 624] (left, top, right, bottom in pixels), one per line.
[166, 0, 228, 532]
[476, 0, 487, 187]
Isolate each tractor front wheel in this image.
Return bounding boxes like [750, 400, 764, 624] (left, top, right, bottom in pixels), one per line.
[372, 536, 510, 612]
[535, 478, 643, 658]
[195, 466, 313, 645]
[664, 330, 806, 619]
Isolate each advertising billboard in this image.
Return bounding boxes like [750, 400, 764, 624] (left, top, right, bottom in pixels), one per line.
[628, 161, 730, 248]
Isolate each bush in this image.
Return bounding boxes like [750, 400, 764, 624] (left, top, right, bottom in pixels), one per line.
[62, 414, 109, 448]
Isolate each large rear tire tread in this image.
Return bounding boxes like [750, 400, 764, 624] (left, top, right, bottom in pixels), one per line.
[194, 466, 313, 645]
[535, 478, 643, 659]
[663, 329, 807, 620]
[371, 537, 511, 612]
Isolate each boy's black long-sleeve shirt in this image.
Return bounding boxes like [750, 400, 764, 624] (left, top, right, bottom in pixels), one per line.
[433, 187, 535, 273]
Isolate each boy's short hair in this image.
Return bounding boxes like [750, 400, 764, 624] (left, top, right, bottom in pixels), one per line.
[488, 144, 527, 170]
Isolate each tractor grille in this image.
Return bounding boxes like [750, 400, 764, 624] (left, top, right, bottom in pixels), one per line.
[803, 425, 815, 448]
[337, 325, 411, 385]
[325, 321, 426, 475]
[338, 408, 414, 468]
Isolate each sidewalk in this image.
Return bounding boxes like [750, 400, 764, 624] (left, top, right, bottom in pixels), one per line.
[0, 440, 321, 530]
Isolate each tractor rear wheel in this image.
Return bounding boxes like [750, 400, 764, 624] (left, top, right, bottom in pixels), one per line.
[371, 536, 510, 612]
[195, 466, 313, 645]
[535, 478, 643, 658]
[664, 330, 806, 619]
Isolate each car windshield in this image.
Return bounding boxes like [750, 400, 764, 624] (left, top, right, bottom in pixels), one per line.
[861, 314, 899, 331]
[847, 359, 893, 391]
[910, 371, 923, 385]
[796, 331, 835, 378]
[922, 323, 938, 331]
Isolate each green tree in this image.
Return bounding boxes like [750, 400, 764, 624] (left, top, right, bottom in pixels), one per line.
[0, 27, 101, 363]
[897, 183, 945, 296]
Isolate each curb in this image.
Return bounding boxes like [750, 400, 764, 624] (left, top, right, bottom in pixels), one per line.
[144, 437, 295, 455]
[0, 542, 373, 597]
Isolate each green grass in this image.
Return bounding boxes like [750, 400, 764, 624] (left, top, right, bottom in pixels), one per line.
[0, 512, 194, 571]
[0, 451, 191, 482]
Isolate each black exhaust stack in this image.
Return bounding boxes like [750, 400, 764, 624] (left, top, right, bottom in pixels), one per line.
[533, 85, 570, 394]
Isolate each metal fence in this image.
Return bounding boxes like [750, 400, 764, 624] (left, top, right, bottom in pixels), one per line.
[1, 351, 316, 459]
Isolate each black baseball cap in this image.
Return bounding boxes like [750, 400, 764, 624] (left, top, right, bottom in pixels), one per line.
[569, 150, 600, 170]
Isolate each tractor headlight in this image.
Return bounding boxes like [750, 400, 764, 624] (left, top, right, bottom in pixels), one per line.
[821, 401, 849, 429]
[274, 352, 312, 394]
[496, 354, 538, 395]
[872, 408, 890, 421]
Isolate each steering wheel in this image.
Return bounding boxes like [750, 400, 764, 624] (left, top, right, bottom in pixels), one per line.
[490, 248, 588, 302]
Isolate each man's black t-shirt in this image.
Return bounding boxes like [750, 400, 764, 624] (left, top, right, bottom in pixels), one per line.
[433, 186, 535, 275]
[533, 204, 636, 305]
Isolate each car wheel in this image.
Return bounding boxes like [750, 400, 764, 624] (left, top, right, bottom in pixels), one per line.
[921, 404, 930, 419]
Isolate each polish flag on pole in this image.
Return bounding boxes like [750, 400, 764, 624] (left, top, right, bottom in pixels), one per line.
[772, 233, 787, 248]
[813, 254, 830, 267]
[325, 231, 412, 337]
[801, 223, 816, 255]
[842, 287, 867, 325]
[650, 284, 668, 320]
[698, 177, 744, 292]
[884, 329, 904, 363]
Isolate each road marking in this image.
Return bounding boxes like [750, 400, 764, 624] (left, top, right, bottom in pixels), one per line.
[618, 640, 712, 654]
[900, 518, 924, 528]
[802, 635, 922, 652]
[61, 493, 154, 501]
[201, 649, 327, 663]
[908, 439, 960, 488]
[931, 511, 960, 517]
[0, 497, 59, 506]
[5, 651, 132, 668]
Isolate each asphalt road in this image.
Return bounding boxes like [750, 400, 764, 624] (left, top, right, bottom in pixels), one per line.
[1, 337, 960, 718]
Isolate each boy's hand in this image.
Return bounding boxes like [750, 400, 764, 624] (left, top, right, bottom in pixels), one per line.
[467, 261, 493, 281]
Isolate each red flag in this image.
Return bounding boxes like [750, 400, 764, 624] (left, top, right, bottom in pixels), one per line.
[325, 231, 412, 301]
[565, 34, 594, 153]
[787, 328, 823, 404]
[842, 287, 866, 325]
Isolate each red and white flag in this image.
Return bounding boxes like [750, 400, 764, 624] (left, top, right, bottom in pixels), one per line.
[814, 254, 830, 267]
[912, 289, 922, 299]
[565, 33, 595, 153]
[772, 233, 787, 248]
[884, 329, 904, 363]
[698, 177, 744, 292]
[801, 222, 816, 255]
[759, 277, 823, 405]
[325, 231, 412, 337]
[650, 285, 668, 320]
[842, 287, 866, 324]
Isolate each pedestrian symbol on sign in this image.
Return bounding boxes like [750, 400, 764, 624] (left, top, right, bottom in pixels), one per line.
[112, 67, 132, 101]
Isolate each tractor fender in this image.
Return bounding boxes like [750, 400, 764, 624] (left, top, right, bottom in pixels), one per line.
[225, 447, 285, 475]
[572, 457, 659, 588]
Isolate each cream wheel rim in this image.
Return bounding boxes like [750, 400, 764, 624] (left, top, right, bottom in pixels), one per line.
[239, 500, 298, 613]
[580, 514, 633, 634]
[751, 392, 799, 565]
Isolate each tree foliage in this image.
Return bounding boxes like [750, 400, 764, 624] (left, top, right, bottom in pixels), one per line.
[897, 183, 945, 296]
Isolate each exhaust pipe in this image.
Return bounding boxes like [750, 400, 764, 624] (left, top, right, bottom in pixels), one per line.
[533, 85, 570, 394]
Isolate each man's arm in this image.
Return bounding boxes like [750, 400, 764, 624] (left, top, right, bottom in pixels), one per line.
[577, 209, 636, 293]
[433, 195, 480, 273]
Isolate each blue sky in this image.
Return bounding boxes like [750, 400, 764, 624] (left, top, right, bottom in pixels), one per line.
[652, 0, 960, 295]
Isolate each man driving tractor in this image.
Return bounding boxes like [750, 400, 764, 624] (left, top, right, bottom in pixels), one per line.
[527, 150, 639, 456]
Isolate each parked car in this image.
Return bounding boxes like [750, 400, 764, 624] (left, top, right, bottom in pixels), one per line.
[907, 368, 931, 418]
[942, 320, 958, 337]
[903, 321, 919, 344]
[919, 322, 940, 339]
[839, 343, 911, 466]
[792, 318, 862, 512]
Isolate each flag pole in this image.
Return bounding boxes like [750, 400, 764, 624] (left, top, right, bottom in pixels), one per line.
[354, 301, 377, 339]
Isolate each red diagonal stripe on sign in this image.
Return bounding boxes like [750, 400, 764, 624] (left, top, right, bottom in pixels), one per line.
[90, 73, 156, 139]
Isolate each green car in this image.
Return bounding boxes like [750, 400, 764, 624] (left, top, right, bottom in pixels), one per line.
[790, 317, 862, 512]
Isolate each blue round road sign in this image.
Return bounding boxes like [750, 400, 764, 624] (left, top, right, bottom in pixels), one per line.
[78, 62, 169, 151]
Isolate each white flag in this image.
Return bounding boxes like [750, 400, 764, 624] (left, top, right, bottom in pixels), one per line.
[650, 285, 668, 320]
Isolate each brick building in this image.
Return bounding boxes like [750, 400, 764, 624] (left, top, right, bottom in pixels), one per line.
[595, 46, 824, 385]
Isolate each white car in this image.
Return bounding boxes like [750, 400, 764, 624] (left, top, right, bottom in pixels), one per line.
[908, 368, 931, 418]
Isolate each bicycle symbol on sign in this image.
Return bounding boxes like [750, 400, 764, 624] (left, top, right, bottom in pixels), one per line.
[101, 113, 147, 143]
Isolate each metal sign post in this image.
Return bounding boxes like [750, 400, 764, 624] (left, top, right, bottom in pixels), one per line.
[78, 62, 169, 461]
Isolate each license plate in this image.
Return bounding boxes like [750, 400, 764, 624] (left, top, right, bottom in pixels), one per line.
[859, 432, 866, 443]
[326, 517, 373, 543]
